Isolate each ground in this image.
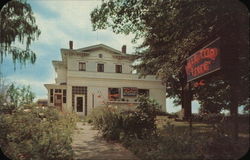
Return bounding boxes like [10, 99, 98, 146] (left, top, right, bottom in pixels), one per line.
[72, 122, 139, 160]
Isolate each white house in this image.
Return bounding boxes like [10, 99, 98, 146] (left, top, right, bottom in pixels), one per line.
[44, 42, 166, 116]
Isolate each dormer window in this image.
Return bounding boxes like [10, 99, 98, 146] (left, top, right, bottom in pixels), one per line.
[98, 54, 103, 58]
[79, 62, 86, 71]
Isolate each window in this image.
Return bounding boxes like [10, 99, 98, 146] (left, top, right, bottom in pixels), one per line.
[108, 88, 121, 101]
[138, 89, 149, 97]
[63, 89, 66, 103]
[97, 63, 104, 72]
[79, 62, 86, 71]
[115, 65, 122, 73]
[99, 54, 103, 58]
[55, 89, 61, 93]
[50, 89, 53, 103]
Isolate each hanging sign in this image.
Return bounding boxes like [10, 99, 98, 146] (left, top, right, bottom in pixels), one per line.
[185, 37, 221, 82]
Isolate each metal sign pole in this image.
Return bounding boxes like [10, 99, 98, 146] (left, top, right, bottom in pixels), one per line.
[188, 82, 192, 136]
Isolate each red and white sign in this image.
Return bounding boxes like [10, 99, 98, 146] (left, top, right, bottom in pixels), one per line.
[185, 37, 221, 82]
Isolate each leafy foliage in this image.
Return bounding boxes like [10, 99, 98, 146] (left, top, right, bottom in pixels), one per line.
[123, 117, 248, 160]
[0, 0, 41, 66]
[0, 105, 78, 160]
[0, 72, 9, 105]
[90, 96, 161, 141]
[6, 83, 35, 108]
[91, 0, 249, 113]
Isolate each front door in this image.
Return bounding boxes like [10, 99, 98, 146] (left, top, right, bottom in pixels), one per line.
[75, 95, 85, 116]
[54, 94, 62, 110]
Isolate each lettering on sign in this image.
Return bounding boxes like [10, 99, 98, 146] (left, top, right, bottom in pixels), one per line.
[123, 87, 138, 96]
[185, 37, 221, 82]
[194, 80, 205, 87]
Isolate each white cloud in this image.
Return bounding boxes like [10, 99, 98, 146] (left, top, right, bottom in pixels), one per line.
[32, 13, 73, 49]
[40, 1, 100, 30]
[3, 0, 144, 100]
[32, 0, 141, 53]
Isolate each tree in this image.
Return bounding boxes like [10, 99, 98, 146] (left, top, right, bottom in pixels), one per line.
[6, 83, 35, 107]
[19, 85, 35, 106]
[91, 0, 249, 113]
[0, 0, 41, 67]
[0, 72, 9, 105]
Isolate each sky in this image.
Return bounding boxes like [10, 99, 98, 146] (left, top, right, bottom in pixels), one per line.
[0, 0, 202, 113]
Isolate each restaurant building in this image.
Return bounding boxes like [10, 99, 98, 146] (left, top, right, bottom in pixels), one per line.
[44, 42, 166, 116]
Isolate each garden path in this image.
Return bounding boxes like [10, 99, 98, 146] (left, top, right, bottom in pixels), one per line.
[72, 122, 139, 160]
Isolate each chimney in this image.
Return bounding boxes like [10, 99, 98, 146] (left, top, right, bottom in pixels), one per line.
[69, 40, 73, 49]
[122, 45, 126, 54]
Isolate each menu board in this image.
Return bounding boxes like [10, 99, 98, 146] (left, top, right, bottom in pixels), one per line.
[123, 87, 138, 96]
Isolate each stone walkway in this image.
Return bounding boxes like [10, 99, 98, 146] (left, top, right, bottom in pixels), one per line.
[72, 122, 139, 160]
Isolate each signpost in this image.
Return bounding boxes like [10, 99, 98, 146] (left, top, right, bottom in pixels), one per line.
[184, 36, 238, 140]
[184, 37, 221, 136]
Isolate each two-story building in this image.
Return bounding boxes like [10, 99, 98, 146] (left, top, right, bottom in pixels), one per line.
[44, 41, 166, 116]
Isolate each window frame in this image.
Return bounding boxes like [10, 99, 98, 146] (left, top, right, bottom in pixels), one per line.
[115, 64, 122, 73]
[79, 62, 86, 71]
[55, 89, 61, 93]
[97, 63, 104, 72]
[138, 89, 150, 97]
[50, 89, 53, 103]
[108, 88, 121, 101]
[63, 89, 67, 103]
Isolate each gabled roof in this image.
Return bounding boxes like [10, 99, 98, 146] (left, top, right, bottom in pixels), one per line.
[60, 44, 136, 62]
[76, 44, 122, 54]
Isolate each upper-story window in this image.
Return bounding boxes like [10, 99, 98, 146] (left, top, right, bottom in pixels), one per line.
[115, 65, 122, 73]
[98, 54, 103, 58]
[97, 63, 104, 72]
[79, 62, 86, 71]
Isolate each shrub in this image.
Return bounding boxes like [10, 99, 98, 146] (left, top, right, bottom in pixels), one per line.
[89, 106, 123, 140]
[0, 105, 78, 160]
[192, 113, 224, 124]
[88, 106, 107, 129]
[0, 104, 15, 114]
[89, 96, 161, 141]
[125, 122, 246, 160]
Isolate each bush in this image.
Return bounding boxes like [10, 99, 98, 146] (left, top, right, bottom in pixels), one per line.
[0, 105, 78, 160]
[89, 96, 161, 141]
[192, 113, 224, 124]
[90, 99, 248, 160]
[0, 104, 15, 114]
[124, 122, 247, 160]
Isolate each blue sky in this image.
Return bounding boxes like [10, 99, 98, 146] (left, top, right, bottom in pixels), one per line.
[0, 0, 202, 113]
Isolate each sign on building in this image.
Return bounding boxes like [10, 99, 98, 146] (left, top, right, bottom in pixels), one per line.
[123, 87, 138, 96]
[185, 37, 221, 82]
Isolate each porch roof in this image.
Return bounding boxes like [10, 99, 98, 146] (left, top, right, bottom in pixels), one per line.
[44, 84, 67, 90]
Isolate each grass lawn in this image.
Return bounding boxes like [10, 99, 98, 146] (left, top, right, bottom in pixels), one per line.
[156, 115, 249, 154]
[156, 115, 249, 136]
